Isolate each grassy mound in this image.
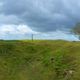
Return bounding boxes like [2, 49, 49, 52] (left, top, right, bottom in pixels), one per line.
[0, 40, 80, 80]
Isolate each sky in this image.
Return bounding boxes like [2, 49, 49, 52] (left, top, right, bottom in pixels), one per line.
[0, 0, 80, 40]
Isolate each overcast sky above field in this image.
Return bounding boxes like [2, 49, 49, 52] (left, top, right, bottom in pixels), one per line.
[0, 0, 80, 40]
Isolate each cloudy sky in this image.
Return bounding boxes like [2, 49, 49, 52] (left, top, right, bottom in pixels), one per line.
[0, 0, 80, 40]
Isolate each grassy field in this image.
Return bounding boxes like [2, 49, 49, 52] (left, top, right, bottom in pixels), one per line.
[0, 40, 80, 80]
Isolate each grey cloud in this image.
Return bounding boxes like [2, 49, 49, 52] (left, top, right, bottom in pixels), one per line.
[0, 14, 23, 25]
[0, 0, 80, 32]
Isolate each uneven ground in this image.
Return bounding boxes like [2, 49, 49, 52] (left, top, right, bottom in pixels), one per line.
[0, 40, 80, 80]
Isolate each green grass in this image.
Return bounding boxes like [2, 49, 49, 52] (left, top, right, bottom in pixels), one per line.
[0, 40, 80, 80]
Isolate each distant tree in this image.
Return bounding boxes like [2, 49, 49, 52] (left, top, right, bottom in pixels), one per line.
[72, 23, 80, 40]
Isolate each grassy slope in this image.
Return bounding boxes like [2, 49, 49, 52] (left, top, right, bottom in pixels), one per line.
[0, 40, 80, 80]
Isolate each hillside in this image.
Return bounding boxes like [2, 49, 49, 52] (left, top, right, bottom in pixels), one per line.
[0, 40, 80, 80]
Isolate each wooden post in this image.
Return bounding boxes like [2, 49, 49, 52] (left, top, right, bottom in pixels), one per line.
[32, 34, 33, 41]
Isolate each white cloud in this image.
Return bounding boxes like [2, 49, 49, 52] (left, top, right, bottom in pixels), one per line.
[37, 30, 79, 41]
[0, 25, 16, 34]
[17, 25, 38, 34]
[0, 24, 38, 35]
[0, 25, 78, 41]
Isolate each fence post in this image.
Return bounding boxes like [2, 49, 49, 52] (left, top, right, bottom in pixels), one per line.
[32, 34, 33, 41]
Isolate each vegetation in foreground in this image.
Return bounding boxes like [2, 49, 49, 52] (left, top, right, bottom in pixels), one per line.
[0, 40, 80, 80]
